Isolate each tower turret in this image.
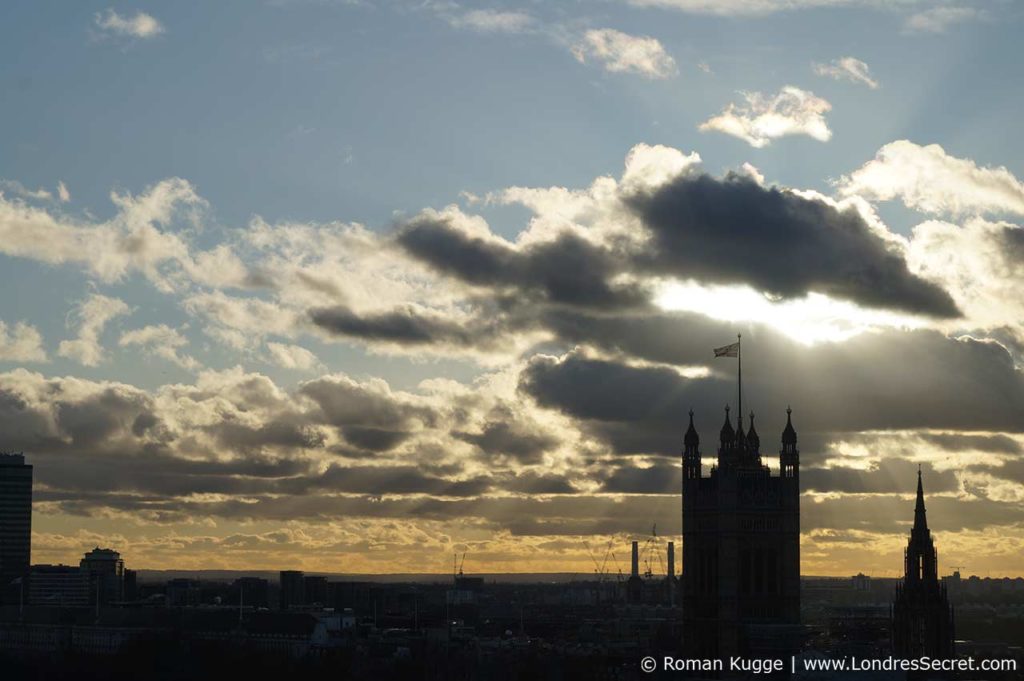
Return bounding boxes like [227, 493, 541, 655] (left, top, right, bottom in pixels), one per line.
[746, 411, 760, 453]
[683, 410, 701, 480]
[780, 407, 798, 479]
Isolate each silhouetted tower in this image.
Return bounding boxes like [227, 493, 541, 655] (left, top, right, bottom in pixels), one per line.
[682, 406, 801, 661]
[0, 453, 32, 590]
[627, 540, 643, 603]
[892, 470, 954, 659]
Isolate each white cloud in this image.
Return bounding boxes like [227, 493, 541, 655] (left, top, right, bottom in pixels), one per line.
[184, 291, 304, 350]
[624, 0, 917, 15]
[1, 180, 53, 201]
[446, 9, 534, 33]
[0, 177, 259, 293]
[57, 181, 71, 203]
[266, 342, 321, 371]
[119, 324, 200, 370]
[58, 294, 130, 367]
[812, 56, 879, 89]
[0, 321, 47, 362]
[571, 29, 677, 79]
[904, 7, 980, 34]
[699, 86, 832, 148]
[94, 9, 165, 40]
[906, 218, 1024, 336]
[839, 140, 1024, 216]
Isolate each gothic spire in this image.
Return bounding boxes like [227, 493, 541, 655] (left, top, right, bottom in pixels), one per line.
[781, 406, 797, 445]
[747, 411, 760, 451]
[914, 466, 928, 532]
[684, 409, 699, 449]
[720, 404, 735, 443]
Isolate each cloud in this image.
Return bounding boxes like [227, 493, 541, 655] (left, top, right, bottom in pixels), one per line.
[0, 177, 259, 292]
[94, 9, 165, 40]
[446, 9, 534, 33]
[571, 29, 677, 79]
[57, 181, 70, 203]
[623, 1, 972, 23]
[839, 141, 1024, 216]
[119, 324, 200, 370]
[624, 171, 960, 317]
[519, 324, 1024, 458]
[906, 218, 1024, 340]
[265, 342, 320, 371]
[904, 7, 980, 34]
[812, 56, 879, 89]
[395, 207, 649, 310]
[0, 180, 54, 201]
[699, 86, 832, 148]
[58, 294, 130, 367]
[0, 321, 47, 362]
[310, 304, 484, 346]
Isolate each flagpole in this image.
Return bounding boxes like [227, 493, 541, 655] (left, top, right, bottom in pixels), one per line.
[737, 334, 742, 430]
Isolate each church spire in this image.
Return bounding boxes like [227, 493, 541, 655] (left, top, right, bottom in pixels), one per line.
[914, 466, 928, 532]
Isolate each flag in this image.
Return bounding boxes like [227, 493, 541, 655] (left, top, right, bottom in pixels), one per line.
[713, 342, 740, 358]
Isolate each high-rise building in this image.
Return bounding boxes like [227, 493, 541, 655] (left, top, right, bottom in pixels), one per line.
[80, 547, 125, 603]
[891, 470, 954, 658]
[303, 575, 328, 606]
[681, 407, 801, 659]
[0, 453, 32, 587]
[232, 577, 270, 609]
[280, 570, 305, 610]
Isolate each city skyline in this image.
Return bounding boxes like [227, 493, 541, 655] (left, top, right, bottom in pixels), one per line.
[1, 1, 1024, 577]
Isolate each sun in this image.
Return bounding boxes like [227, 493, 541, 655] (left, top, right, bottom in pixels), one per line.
[653, 280, 927, 345]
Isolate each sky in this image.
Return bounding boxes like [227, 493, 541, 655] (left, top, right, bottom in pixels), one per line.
[1, 0, 1024, 577]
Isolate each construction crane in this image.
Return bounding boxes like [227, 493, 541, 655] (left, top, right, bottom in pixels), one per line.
[453, 551, 467, 581]
[641, 523, 665, 579]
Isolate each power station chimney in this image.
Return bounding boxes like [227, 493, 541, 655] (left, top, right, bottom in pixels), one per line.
[631, 540, 639, 577]
[667, 541, 675, 578]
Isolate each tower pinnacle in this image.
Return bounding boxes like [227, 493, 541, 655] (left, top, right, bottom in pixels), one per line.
[914, 467, 928, 532]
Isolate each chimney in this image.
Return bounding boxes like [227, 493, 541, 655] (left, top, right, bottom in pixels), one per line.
[667, 541, 675, 578]
[631, 541, 639, 577]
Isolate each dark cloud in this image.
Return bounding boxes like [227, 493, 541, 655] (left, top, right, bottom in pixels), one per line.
[396, 216, 648, 310]
[340, 426, 411, 452]
[624, 173, 960, 317]
[921, 432, 1021, 455]
[309, 305, 479, 346]
[206, 419, 326, 453]
[601, 463, 682, 494]
[454, 407, 559, 465]
[802, 460, 959, 494]
[520, 316, 1024, 459]
[300, 375, 435, 430]
[500, 472, 577, 495]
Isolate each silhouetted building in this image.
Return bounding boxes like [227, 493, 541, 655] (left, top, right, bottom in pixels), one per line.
[891, 470, 954, 659]
[124, 568, 138, 601]
[667, 540, 677, 606]
[28, 564, 91, 607]
[232, 576, 270, 609]
[80, 547, 125, 603]
[0, 453, 32, 588]
[681, 407, 801, 659]
[303, 575, 328, 605]
[166, 578, 201, 607]
[280, 570, 304, 610]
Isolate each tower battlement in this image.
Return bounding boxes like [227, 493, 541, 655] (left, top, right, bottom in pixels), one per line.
[681, 406, 801, 660]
